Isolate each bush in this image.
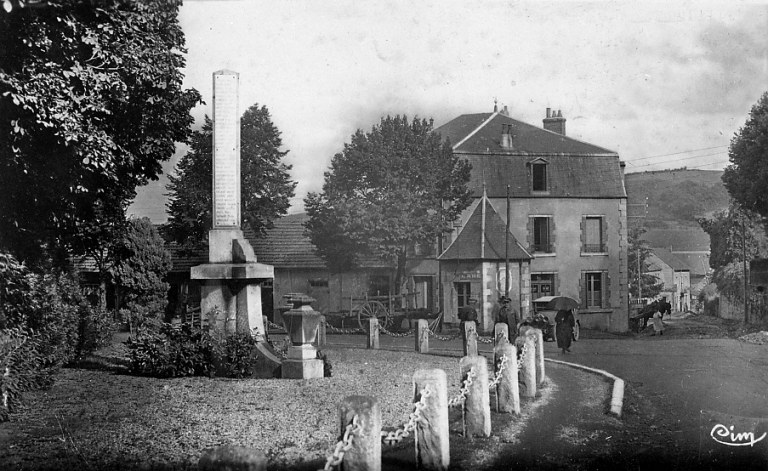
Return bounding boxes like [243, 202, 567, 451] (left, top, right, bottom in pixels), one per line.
[219, 332, 261, 379]
[126, 322, 216, 378]
[126, 322, 264, 379]
[0, 328, 58, 421]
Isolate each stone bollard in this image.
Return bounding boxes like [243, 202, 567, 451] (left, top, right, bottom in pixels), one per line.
[339, 395, 381, 471]
[493, 323, 509, 348]
[493, 342, 520, 414]
[462, 321, 478, 357]
[198, 445, 267, 471]
[459, 355, 491, 437]
[515, 335, 537, 398]
[415, 319, 429, 353]
[412, 369, 450, 471]
[533, 328, 545, 387]
[316, 315, 327, 348]
[367, 318, 379, 350]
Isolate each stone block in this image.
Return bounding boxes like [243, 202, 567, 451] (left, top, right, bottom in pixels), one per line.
[462, 321, 477, 356]
[413, 369, 450, 470]
[494, 343, 520, 414]
[287, 345, 317, 360]
[367, 318, 379, 349]
[415, 319, 429, 353]
[198, 445, 266, 471]
[338, 396, 381, 471]
[459, 355, 491, 437]
[282, 358, 324, 379]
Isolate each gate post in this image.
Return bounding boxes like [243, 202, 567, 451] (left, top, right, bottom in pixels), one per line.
[413, 369, 450, 470]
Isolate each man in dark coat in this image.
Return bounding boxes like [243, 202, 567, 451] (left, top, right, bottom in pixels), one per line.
[555, 309, 575, 354]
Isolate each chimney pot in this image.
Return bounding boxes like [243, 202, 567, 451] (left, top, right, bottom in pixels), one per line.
[546, 107, 551, 118]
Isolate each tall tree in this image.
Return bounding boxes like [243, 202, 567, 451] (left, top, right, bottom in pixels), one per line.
[0, 1, 201, 266]
[111, 217, 171, 333]
[163, 105, 296, 251]
[304, 115, 473, 293]
[627, 226, 664, 299]
[722, 91, 768, 218]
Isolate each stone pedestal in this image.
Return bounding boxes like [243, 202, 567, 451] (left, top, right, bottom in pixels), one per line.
[281, 296, 324, 379]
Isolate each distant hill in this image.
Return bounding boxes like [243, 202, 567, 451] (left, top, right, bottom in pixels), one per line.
[625, 168, 730, 252]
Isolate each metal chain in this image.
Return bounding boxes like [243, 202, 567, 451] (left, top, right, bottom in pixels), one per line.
[427, 329, 461, 341]
[379, 325, 415, 337]
[267, 320, 286, 331]
[516, 342, 529, 369]
[475, 333, 495, 344]
[326, 324, 366, 334]
[320, 415, 362, 471]
[448, 367, 476, 408]
[489, 354, 508, 389]
[496, 331, 508, 344]
[381, 386, 432, 445]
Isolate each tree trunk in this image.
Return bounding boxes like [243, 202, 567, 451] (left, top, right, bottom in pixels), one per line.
[394, 247, 407, 296]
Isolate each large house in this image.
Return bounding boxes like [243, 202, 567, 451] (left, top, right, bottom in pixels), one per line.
[646, 248, 692, 312]
[435, 105, 629, 332]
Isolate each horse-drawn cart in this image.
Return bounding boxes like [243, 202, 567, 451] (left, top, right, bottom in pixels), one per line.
[328, 292, 440, 331]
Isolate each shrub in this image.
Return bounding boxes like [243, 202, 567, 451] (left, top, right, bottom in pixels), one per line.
[125, 322, 265, 379]
[219, 332, 261, 379]
[0, 328, 58, 421]
[126, 322, 216, 378]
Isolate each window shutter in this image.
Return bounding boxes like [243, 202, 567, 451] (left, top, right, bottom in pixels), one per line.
[602, 216, 608, 252]
[549, 216, 556, 253]
[603, 271, 610, 308]
[580, 216, 586, 252]
[580, 273, 587, 309]
[553, 272, 559, 296]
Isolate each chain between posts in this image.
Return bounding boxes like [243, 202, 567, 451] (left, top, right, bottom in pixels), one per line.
[320, 415, 362, 471]
[516, 342, 529, 369]
[428, 329, 461, 341]
[448, 367, 476, 408]
[325, 324, 365, 334]
[379, 325, 415, 337]
[475, 332, 495, 344]
[489, 354, 508, 389]
[381, 386, 432, 445]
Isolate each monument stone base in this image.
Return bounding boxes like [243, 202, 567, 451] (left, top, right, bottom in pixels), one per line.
[282, 358, 324, 379]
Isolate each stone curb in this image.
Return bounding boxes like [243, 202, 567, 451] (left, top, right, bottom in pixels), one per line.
[544, 358, 625, 417]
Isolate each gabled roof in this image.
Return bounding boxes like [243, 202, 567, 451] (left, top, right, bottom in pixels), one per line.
[435, 111, 626, 199]
[167, 213, 390, 273]
[649, 248, 691, 271]
[439, 197, 531, 261]
[436, 112, 617, 155]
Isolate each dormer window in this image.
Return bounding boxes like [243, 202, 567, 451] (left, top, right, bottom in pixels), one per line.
[529, 158, 549, 192]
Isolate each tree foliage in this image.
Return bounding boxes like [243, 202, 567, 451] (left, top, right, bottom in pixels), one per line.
[627, 226, 664, 299]
[304, 115, 473, 289]
[722, 91, 768, 218]
[698, 204, 768, 299]
[0, 1, 201, 265]
[111, 218, 170, 309]
[163, 105, 296, 251]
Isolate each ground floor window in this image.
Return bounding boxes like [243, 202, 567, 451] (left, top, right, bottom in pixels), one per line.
[584, 272, 604, 308]
[531, 273, 555, 298]
[455, 282, 471, 308]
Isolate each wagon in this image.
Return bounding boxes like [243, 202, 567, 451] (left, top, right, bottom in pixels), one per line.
[327, 292, 440, 331]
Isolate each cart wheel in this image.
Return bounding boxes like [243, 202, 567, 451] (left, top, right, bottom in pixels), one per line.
[572, 320, 580, 341]
[356, 301, 391, 330]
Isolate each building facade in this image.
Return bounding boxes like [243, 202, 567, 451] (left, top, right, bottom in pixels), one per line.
[435, 106, 629, 332]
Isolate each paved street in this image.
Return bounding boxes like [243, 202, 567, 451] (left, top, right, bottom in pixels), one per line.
[319, 327, 768, 468]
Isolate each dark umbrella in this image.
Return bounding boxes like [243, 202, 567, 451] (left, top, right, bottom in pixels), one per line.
[544, 296, 580, 311]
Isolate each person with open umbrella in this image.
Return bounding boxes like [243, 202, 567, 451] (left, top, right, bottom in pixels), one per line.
[555, 308, 575, 354]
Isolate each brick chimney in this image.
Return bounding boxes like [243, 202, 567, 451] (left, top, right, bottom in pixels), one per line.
[543, 108, 566, 135]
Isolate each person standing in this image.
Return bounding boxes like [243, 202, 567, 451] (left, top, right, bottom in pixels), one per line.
[494, 296, 518, 336]
[652, 309, 665, 336]
[555, 309, 575, 354]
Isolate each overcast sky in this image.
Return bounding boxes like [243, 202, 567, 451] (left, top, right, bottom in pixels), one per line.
[129, 0, 768, 222]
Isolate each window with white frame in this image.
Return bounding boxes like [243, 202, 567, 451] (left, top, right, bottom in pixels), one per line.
[533, 216, 552, 253]
[584, 272, 604, 308]
[584, 216, 605, 253]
